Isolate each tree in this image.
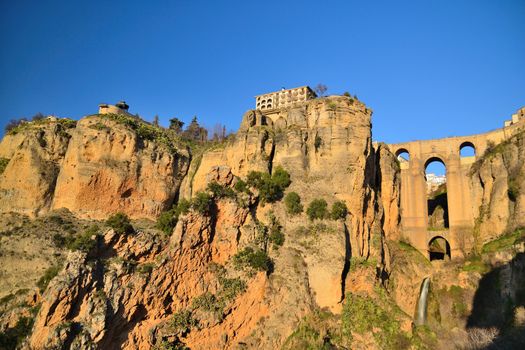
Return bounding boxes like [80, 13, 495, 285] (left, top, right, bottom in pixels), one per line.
[169, 117, 184, 133]
[106, 212, 134, 235]
[153, 115, 160, 127]
[184, 116, 208, 142]
[330, 200, 348, 220]
[284, 192, 303, 215]
[306, 199, 328, 220]
[314, 83, 328, 97]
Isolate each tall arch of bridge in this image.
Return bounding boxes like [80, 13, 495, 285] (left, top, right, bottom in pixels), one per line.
[387, 119, 525, 259]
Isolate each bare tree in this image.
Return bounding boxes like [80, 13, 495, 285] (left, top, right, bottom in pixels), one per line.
[153, 115, 160, 127]
[210, 123, 228, 141]
[314, 83, 328, 97]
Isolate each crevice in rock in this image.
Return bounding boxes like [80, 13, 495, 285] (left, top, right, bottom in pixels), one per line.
[340, 223, 352, 303]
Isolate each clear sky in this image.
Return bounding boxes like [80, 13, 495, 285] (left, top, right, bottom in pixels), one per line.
[1, 0, 524, 149]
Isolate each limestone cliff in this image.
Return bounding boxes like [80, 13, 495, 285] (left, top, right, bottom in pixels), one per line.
[184, 96, 384, 261]
[469, 130, 525, 246]
[0, 96, 407, 349]
[51, 115, 190, 220]
[0, 115, 190, 220]
[0, 118, 74, 216]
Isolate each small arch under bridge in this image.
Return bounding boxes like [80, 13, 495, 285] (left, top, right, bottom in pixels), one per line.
[387, 118, 525, 259]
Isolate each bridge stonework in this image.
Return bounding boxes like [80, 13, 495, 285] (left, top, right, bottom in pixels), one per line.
[387, 111, 525, 259]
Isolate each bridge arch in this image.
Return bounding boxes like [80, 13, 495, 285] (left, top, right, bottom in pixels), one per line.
[459, 141, 476, 157]
[428, 236, 451, 261]
[424, 156, 447, 170]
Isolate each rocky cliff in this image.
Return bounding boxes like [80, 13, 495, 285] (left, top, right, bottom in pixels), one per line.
[0, 96, 405, 349]
[469, 130, 525, 246]
[0, 115, 190, 220]
[1, 97, 524, 349]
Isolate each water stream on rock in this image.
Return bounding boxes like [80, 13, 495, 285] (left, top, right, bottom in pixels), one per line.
[415, 277, 430, 326]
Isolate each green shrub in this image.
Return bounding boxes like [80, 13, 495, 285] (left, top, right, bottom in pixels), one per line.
[245, 166, 291, 203]
[176, 198, 191, 216]
[267, 213, 285, 248]
[284, 192, 303, 215]
[67, 225, 100, 252]
[192, 292, 225, 320]
[232, 247, 273, 272]
[0, 158, 10, 175]
[156, 209, 178, 235]
[206, 181, 235, 199]
[219, 277, 247, 301]
[234, 178, 250, 193]
[106, 212, 134, 235]
[37, 265, 61, 292]
[137, 263, 155, 275]
[0, 316, 34, 350]
[342, 293, 409, 349]
[191, 192, 213, 215]
[314, 135, 322, 151]
[156, 198, 194, 235]
[306, 199, 328, 220]
[171, 310, 198, 333]
[272, 166, 291, 189]
[330, 201, 348, 220]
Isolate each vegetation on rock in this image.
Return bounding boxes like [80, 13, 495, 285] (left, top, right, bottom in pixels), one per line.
[284, 192, 303, 215]
[156, 199, 190, 235]
[306, 199, 328, 220]
[246, 166, 291, 203]
[330, 200, 348, 220]
[0, 158, 10, 175]
[106, 212, 134, 235]
[232, 247, 273, 273]
[36, 265, 61, 292]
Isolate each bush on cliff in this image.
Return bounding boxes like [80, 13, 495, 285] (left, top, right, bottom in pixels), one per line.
[330, 200, 348, 220]
[0, 158, 10, 175]
[233, 247, 274, 273]
[306, 199, 328, 220]
[191, 192, 213, 215]
[206, 181, 235, 199]
[284, 192, 303, 215]
[106, 212, 134, 235]
[156, 199, 191, 235]
[67, 225, 100, 252]
[246, 166, 291, 203]
[36, 265, 61, 292]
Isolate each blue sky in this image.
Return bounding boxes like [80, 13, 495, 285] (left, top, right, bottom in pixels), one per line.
[1, 0, 524, 150]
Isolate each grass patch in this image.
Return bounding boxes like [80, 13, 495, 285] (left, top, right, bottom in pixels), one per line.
[0, 158, 10, 175]
[36, 265, 61, 292]
[482, 228, 524, 254]
[342, 292, 411, 349]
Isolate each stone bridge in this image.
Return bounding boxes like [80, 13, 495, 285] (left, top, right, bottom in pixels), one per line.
[387, 109, 525, 259]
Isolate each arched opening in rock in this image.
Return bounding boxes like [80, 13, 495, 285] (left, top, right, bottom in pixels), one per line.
[428, 236, 451, 260]
[425, 157, 449, 230]
[395, 148, 410, 169]
[460, 141, 476, 157]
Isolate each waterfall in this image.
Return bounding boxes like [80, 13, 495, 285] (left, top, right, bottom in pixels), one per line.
[415, 277, 431, 326]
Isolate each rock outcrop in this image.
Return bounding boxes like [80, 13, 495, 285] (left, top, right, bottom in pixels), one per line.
[469, 131, 525, 245]
[51, 116, 190, 220]
[0, 115, 190, 220]
[0, 119, 73, 216]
